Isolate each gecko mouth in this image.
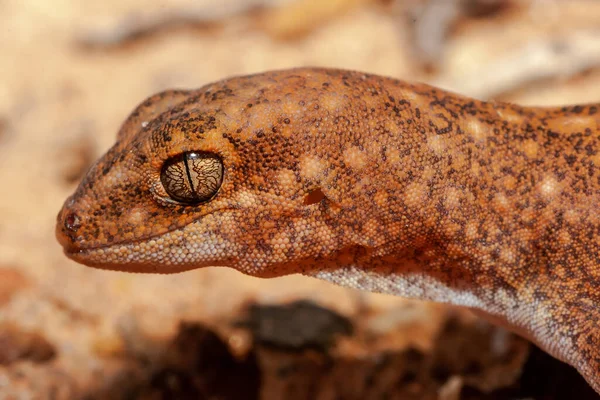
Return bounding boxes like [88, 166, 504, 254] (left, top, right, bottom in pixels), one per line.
[58, 235, 206, 274]
[55, 208, 164, 268]
[57, 230, 145, 255]
[55, 208, 233, 274]
[55, 206, 174, 258]
[58, 234, 139, 266]
[54, 212, 132, 256]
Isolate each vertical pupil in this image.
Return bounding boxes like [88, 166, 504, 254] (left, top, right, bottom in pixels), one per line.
[161, 151, 223, 204]
[182, 153, 196, 196]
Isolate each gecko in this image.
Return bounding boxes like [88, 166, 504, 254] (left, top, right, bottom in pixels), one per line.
[56, 68, 600, 393]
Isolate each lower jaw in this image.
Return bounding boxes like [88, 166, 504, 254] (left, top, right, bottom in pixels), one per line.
[63, 248, 217, 274]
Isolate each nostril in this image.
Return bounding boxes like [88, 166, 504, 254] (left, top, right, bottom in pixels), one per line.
[56, 207, 85, 251]
[64, 212, 81, 232]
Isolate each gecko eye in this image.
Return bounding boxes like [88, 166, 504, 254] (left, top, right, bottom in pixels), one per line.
[160, 152, 223, 204]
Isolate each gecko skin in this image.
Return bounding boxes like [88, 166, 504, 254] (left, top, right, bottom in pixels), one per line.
[56, 68, 600, 392]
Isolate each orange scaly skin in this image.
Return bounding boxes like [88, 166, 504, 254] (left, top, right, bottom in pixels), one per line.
[56, 68, 600, 392]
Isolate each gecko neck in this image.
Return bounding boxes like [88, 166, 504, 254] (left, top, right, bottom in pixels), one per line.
[319, 99, 600, 302]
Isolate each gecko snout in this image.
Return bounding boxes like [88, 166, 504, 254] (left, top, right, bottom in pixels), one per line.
[55, 206, 83, 252]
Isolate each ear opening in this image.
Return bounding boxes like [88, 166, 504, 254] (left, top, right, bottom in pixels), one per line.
[303, 188, 326, 206]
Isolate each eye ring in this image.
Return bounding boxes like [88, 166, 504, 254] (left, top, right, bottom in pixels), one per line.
[160, 152, 224, 204]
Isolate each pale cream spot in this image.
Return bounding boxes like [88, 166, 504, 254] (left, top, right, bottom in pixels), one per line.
[427, 135, 446, 154]
[343, 146, 367, 171]
[203, 129, 227, 144]
[236, 190, 260, 208]
[127, 207, 147, 225]
[363, 92, 381, 111]
[539, 175, 560, 199]
[368, 117, 380, 132]
[299, 155, 326, 181]
[385, 146, 401, 165]
[443, 187, 461, 209]
[522, 140, 539, 159]
[362, 218, 380, 236]
[280, 94, 307, 117]
[444, 222, 462, 236]
[276, 169, 297, 196]
[465, 221, 479, 240]
[400, 89, 421, 102]
[500, 248, 516, 264]
[319, 92, 347, 113]
[555, 115, 598, 132]
[520, 208, 536, 224]
[314, 223, 337, 251]
[553, 264, 567, 279]
[451, 151, 468, 170]
[366, 138, 385, 160]
[374, 191, 388, 208]
[493, 193, 511, 213]
[246, 104, 274, 137]
[470, 160, 481, 176]
[404, 182, 427, 209]
[467, 119, 489, 142]
[495, 107, 523, 124]
[271, 230, 291, 256]
[558, 231, 571, 246]
[384, 119, 398, 135]
[564, 209, 580, 224]
[488, 226, 502, 238]
[218, 97, 245, 121]
[104, 167, 129, 189]
[421, 166, 436, 181]
[272, 231, 290, 246]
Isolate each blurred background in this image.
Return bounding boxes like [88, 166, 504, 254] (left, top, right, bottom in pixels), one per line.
[1, 0, 600, 398]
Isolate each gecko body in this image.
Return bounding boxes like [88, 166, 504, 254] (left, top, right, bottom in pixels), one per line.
[56, 68, 600, 392]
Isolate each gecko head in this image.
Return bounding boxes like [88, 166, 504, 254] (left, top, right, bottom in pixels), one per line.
[56, 72, 346, 275]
